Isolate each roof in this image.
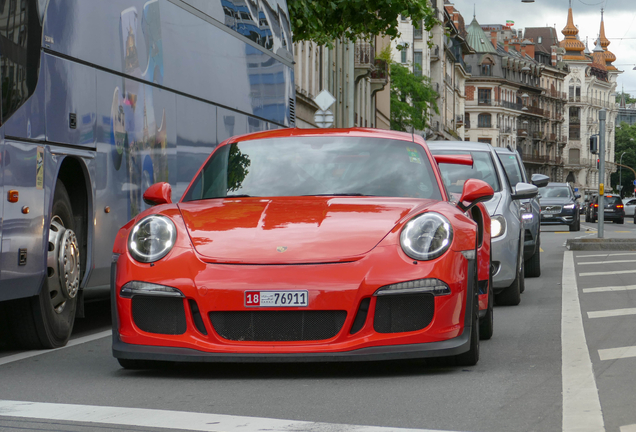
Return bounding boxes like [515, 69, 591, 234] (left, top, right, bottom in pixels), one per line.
[523, 27, 560, 54]
[466, 17, 498, 54]
[224, 128, 419, 144]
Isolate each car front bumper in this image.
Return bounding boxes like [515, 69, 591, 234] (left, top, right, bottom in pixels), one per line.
[111, 246, 477, 363]
[491, 225, 519, 290]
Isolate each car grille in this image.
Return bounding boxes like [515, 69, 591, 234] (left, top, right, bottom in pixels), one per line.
[373, 293, 435, 333]
[131, 296, 187, 335]
[541, 205, 562, 214]
[209, 310, 347, 342]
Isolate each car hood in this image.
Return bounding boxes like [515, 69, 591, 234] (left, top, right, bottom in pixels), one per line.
[539, 198, 574, 206]
[178, 197, 435, 264]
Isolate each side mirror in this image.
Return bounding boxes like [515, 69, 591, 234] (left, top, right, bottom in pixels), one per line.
[458, 179, 494, 212]
[575, 193, 581, 199]
[530, 173, 550, 188]
[143, 182, 172, 206]
[512, 182, 538, 200]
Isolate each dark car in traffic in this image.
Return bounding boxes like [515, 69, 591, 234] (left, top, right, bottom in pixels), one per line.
[585, 194, 625, 224]
[539, 183, 581, 231]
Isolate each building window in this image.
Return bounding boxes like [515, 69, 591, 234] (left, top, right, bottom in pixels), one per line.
[480, 64, 492, 76]
[401, 48, 407, 64]
[414, 51, 423, 76]
[478, 138, 492, 144]
[478, 89, 492, 105]
[478, 113, 492, 128]
[414, 23, 423, 39]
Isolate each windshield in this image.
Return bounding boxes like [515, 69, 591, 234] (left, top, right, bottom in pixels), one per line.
[497, 153, 524, 187]
[605, 196, 622, 206]
[431, 150, 501, 194]
[539, 186, 571, 199]
[183, 137, 443, 201]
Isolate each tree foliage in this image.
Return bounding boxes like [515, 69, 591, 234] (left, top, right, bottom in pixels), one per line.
[611, 122, 636, 197]
[389, 62, 439, 132]
[288, 0, 437, 46]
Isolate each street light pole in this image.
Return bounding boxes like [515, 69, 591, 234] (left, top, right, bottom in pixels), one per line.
[620, 151, 626, 196]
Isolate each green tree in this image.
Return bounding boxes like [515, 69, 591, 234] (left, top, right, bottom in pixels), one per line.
[288, 0, 437, 46]
[611, 122, 636, 197]
[389, 62, 439, 132]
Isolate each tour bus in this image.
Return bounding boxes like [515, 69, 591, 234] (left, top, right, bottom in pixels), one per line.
[0, 0, 295, 349]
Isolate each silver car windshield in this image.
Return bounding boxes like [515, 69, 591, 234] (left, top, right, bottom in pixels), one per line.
[184, 137, 443, 200]
[432, 150, 501, 194]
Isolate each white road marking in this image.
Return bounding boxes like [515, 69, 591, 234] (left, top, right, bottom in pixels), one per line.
[588, 308, 636, 318]
[0, 331, 110, 367]
[576, 253, 636, 258]
[579, 269, 636, 277]
[621, 424, 636, 432]
[561, 251, 605, 432]
[0, 400, 452, 432]
[598, 346, 636, 361]
[577, 260, 636, 265]
[583, 285, 636, 293]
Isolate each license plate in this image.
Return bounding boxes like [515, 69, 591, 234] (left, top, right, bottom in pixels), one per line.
[245, 290, 308, 307]
[605, 209, 614, 212]
[543, 214, 553, 218]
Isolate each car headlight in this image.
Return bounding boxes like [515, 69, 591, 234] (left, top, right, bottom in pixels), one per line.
[491, 215, 506, 238]
[128, 215, 176, 263]
[400, 212, 453, 261]
[563, 204, 576, 209]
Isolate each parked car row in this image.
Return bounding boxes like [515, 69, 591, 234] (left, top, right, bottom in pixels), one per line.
[110, 130, 545, 371]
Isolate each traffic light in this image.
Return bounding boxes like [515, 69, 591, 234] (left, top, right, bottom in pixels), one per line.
[590, 135, 598, 154]
[596, 158, 600, 169]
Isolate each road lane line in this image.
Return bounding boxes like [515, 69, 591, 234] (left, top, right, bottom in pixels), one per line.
[583, 285, 636, 293]
[577, 260, 636, 265]
[621, 424, 636, 432]
[0, 400, 453, 432]
[576, 254, 609, 258]
[0, 331, 110, 367]
[579, 269, 636, 277]
[588, 308, 636, 318]
[562, 251, 605, 432]
[598, 346, 636, 361]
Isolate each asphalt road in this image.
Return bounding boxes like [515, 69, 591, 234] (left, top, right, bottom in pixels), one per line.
[1, 220, 636, 432]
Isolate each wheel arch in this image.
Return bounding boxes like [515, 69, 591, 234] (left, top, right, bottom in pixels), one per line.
[49, 155, 94, 292]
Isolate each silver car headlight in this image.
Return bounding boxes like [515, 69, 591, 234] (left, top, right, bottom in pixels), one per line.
[400, 212, 453, 261]
[491, 215, 506, 238]
[128, 215, 177, 263]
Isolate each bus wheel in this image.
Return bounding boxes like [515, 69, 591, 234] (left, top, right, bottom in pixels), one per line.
[12, 181, 80, 349]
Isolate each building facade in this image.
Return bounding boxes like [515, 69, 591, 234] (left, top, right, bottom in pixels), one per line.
[293, 37, 390, 129]
[559, 6, 620, 195]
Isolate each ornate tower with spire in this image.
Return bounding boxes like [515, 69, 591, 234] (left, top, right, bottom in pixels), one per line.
[560, 0, 587, 61]
[599, 9, 617, 71]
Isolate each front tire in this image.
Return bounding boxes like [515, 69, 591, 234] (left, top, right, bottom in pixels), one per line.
[569, 216, 581, 232]
[9, 180, 81, 349]
[616, 218, 624, 225]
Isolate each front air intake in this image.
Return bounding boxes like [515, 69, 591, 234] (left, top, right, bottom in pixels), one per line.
[373, 294, 434, 333]
[209, 310, 346, 342]
[132, 296, 187, 335]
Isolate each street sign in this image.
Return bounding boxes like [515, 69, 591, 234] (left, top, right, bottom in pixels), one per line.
[314, 90, 336, 111]
[314, 109, 334, 128]
[633, 179, 636, 186]
[574, 187, 579, 192]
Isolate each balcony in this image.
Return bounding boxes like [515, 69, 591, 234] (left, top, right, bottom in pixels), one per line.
[517, 129, 529, 137]
[354, 41, 374, 82]
[456, 115, 464, 127]
[369, 59, 389, 95]
[500, 126, 512, 135]
[548, 133, 557, 142]
[431, 45, 440, 61]
[523, 153, 550, 164]
[533, 131, 545, 140]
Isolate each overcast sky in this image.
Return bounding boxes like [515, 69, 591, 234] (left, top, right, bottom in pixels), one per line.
[448, 0, 636, 96]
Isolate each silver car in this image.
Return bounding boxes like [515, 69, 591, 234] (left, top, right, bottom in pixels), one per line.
[494, 147, 549, 278]
[429, 142, 538, 306]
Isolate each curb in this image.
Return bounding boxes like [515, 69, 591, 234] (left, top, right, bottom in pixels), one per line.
[566, 238, 636, 251]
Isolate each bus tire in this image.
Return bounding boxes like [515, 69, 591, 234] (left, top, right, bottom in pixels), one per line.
[12, 180, 81, 349]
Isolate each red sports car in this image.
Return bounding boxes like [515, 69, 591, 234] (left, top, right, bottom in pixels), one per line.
[111, 128, 494, 368]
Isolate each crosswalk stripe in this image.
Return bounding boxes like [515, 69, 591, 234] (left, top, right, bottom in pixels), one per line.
[577, 260, 636, 265]
[583, 285, 636, 293]
[588, 308, 636, 318]
[0, 400, 450, 432]
[576, 253, 636, 258]
[579, 269, 636, 277]
[598, 346, 636, 361]
[620, 424, 636, 432]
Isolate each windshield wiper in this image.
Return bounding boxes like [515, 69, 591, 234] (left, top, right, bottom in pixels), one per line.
[224, 194, 252, 198]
